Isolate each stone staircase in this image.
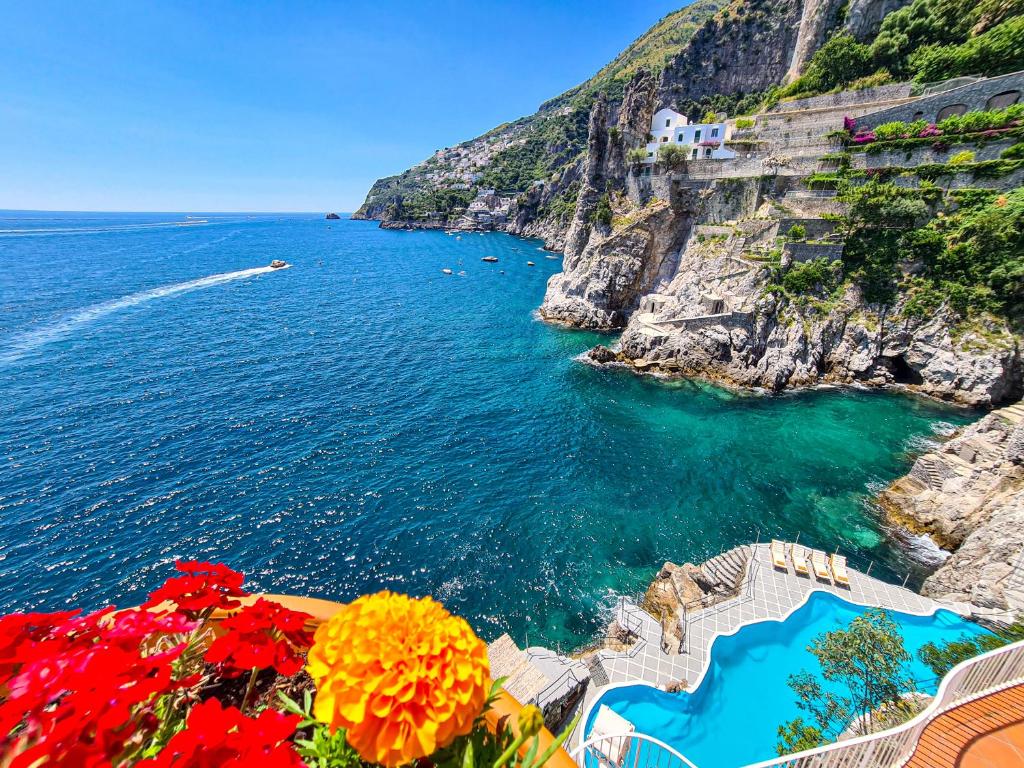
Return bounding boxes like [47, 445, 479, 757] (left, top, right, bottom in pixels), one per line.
[700, 545, 752, 592]
[487, 634, 550, 706]
[913, 454, 952, 490]
[998, 402, 1024, 425]
[584, 654, 610, 687]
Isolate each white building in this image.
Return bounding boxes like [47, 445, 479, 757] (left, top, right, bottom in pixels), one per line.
[642, 108, 735, 163]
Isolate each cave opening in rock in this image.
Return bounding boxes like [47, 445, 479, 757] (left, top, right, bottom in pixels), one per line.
[889, 354, 924, 385]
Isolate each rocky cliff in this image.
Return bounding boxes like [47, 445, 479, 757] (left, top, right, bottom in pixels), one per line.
[657, 0, 805, 111]
[613, 284, 1021, 407]
[877, 408, 1024, 612]
[352, 0, 724, 239]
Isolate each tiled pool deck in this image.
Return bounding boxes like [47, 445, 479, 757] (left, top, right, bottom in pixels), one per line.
[593, 542, 944, 691]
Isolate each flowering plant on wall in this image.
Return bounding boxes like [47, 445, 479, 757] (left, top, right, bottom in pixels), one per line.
[0, 562, 576, 768]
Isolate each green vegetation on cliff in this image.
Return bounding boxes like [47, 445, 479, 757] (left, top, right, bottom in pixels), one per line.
[779, 102, 1024, 327]
[778, 0, 1024, 100]
[543, 0, 725, 109]
[803, 177, 1023, 322]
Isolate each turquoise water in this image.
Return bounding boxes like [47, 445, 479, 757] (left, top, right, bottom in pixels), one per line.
[0, 212, 970, 647]
[584, 592, 991, 768]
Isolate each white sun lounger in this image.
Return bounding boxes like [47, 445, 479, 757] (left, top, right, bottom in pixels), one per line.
[590, 705, 635, 767]
[831, 553, 850, 586]
[791, 544, 809, 575]
[811, 549, 832, 581]
[770, 539, 788, 570]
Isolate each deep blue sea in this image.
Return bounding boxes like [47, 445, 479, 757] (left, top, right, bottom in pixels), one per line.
[0, 211, 970, 647]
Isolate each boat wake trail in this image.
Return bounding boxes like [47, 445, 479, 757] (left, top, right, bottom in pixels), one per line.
[1, 265, 285, 363]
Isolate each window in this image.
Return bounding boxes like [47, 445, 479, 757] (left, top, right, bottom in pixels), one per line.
[661, 136, 668, 142]
[691, 148, 698, 159]
[710, 127, 719, 138]
[704, 148, 712, 158]
[694, 129, 701, 143]
[677, 134, 684, 142]
[647, 151, 654, 157]
[665, 119, 671, 127]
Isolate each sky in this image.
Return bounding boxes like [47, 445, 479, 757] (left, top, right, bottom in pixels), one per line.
[0, 0, 693, 213]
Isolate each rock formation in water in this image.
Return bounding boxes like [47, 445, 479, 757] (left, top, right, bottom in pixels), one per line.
[613, 280, 1020, 407]
[878, 409, 1024, 612]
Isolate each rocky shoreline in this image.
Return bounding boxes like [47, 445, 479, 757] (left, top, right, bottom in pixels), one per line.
[877, 406, 1024, 613]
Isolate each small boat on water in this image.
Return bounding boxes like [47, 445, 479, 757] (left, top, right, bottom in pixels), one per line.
[442, 268, 453, 275]
[481, 256, 498, 263]
[527, 261, 535, 267]
[270, 260, 288, 269]
[545, 254, 561, 260]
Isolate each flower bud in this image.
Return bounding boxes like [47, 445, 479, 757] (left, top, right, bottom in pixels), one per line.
[518, 704, 544, 737]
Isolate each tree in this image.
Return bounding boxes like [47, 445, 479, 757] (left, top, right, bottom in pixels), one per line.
[787, 224, 808, 240]
[626, 147, 649, 166]
[776, 609, 913, 756]
[657, 143, 688, 170]
[919, 620, 1024, 679]
[839, 182, 936, 305]
[813, 34, 874, 90]
[784, 34, 874, 97]
[701, 109, 718, 123]
[908, 15, 1024, 81]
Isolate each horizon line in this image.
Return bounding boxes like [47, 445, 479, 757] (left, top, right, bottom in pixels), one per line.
[0, 208, 354, 215]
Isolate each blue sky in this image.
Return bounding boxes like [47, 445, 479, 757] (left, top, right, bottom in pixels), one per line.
[0, 1, 691, 213]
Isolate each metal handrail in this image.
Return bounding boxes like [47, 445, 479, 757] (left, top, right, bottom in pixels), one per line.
[616, 596, 644, 639]
[571, 731, 700, 768]
[535, 663, 585, 708]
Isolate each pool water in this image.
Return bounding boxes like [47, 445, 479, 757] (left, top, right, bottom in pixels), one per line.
[583, 592, 991, 768]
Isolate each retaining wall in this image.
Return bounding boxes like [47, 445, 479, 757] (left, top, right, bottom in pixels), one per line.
[880, 165, 1024, 190]
[784, 242, 844, 263]
[857, 71, 1024, 128]
[774, 83, 914, 113]
[853, 139, 1016, 169]
[654, 310, 755, 332]
[778, 218, 837, 240]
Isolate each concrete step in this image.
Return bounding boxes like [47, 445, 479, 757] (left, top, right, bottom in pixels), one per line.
[701, 545, 751, 591]
[999, 404, 1024, 424]
[584, 655, 610, 687]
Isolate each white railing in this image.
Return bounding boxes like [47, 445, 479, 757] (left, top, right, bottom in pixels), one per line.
[742, 638, 1024, 768]
[571, 732, 699, 768]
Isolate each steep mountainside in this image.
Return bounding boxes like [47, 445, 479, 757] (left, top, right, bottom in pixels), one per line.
[352, 0, 723, 243]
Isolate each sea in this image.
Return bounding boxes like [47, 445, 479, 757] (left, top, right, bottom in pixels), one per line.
[0, 211, 971, 647]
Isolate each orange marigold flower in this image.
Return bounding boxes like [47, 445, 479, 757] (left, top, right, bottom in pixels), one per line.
[307, 591, 489, 767]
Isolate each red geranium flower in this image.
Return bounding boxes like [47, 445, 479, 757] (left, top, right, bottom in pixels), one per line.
[144, 561, 249, 618]
[205, 598, 313, 677]
[139, 698, 304, 768]
[0, 609, 81, 680]
[0, 608, 194, 768]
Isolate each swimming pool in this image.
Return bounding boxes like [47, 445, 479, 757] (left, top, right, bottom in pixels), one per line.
[582, 591, 991, 768]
